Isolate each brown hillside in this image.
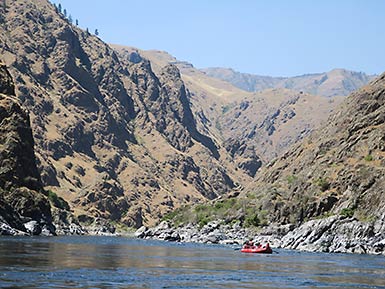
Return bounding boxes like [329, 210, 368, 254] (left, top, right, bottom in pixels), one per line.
[244, 73, 385, 227]
[0, 0, 236, 227]
[114, 46, 344, 177]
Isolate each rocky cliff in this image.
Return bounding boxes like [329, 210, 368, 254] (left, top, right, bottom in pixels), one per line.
[114, 47, 345, 178]
[0, 0, 235, 227]
[218, 89, 343, 173]
[0, 62, 54, 235]
[240, 73, 385, 254]
[202, 67, 375, 97]
[146, 73, 385, 254]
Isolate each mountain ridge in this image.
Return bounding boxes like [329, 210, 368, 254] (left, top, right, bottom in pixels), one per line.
[114, 46, 345, 175]
[202, 66, 376, 97]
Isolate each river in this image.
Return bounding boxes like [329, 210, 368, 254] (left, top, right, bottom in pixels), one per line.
[0, 236, 384, 288]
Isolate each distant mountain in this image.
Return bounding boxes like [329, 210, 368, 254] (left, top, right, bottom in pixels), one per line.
[117, 47, 344, 177]
[202, 67, 376, 97]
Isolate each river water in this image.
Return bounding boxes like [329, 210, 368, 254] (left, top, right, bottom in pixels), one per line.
[0, 236, 384, 289]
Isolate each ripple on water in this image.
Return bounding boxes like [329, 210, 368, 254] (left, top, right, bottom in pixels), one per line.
[0, 236, 384, 289]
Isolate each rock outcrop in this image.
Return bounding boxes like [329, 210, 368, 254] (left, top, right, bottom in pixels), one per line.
[136, 220, 249, 245]
[0, 63, 54, 235]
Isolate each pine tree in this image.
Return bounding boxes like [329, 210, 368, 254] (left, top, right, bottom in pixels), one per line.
[58, 3, 62, 13]
[63, 8, 67, 17]
[68, 14, 73, 24]
[95, 29, 99, 36]
[75, 19, 78, 26]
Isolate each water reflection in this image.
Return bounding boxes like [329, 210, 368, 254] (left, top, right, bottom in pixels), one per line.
[0, 236, 384, 289]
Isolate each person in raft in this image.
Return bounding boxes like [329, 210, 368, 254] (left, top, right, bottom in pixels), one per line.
[243, 239, 264, 249]
[243, 239, 255, 248]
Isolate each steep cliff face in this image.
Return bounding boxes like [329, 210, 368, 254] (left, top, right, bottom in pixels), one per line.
[219, 89, 343, 175]
[250, 73, 385, 224]
[0, 0, 235, 227]
[0, 63, 53, 235]
[114, 47, 345, 178]
[239, 74, 385, 252]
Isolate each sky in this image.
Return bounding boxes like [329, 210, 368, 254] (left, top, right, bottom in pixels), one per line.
[52, 0, 385, 77]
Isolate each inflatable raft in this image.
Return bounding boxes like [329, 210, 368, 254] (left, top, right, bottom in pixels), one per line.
[241, 243, 272, 254]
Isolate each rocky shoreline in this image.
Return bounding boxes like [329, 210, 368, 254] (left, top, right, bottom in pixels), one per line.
[0, 218, 117, 237]
[2, 213, 384, 256]
[135, 215, 385, 255]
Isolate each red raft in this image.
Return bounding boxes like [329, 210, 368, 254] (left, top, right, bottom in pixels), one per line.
[241, 243, 272, 254]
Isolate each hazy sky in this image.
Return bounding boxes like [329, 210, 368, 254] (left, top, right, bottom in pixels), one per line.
[52, 0, 384, 77]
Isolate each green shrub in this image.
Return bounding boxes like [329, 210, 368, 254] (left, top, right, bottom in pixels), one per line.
[245, 213, 260, 227]
[246, 192, 256, 199]
[315, 177, 330, 192]
[198, 216, 210, 228]
[364, 155, 374, 161]
[287, 175, 298, 185]
[47, 190, 70, 211]
[161, 209, 179, 221]
[221, 105, 230, 114]
[340, 208, 355, 218]
[194, 204, 208, 213]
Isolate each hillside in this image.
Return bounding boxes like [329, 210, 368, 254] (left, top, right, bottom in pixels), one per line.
[111, 45, 248, 138]
[248, 73, 385, 224]
[241, 73, 385, 253]
[0, 0, 238, 228]
[202, 67, 375, 97]
[113, 47, 344, 177]
[219, 89, 344, 171]
[161, 73, 385, 254]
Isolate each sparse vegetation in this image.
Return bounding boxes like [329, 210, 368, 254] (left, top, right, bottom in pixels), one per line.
[244, 212, 260, 227]
[221, 105, 230, 114]
[215, 119, 222, 132]
[47, 190, 70, 211]
[314, 177, 330, 192]
[340, 207, 355, 218]
[162, 197, 268, 229]
[364, 154, 374, 161]
[287, 174, 298, 185]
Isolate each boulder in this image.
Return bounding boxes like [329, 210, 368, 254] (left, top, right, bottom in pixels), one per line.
[134, 226, 148, 238]
[24, 220, 42, 235]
